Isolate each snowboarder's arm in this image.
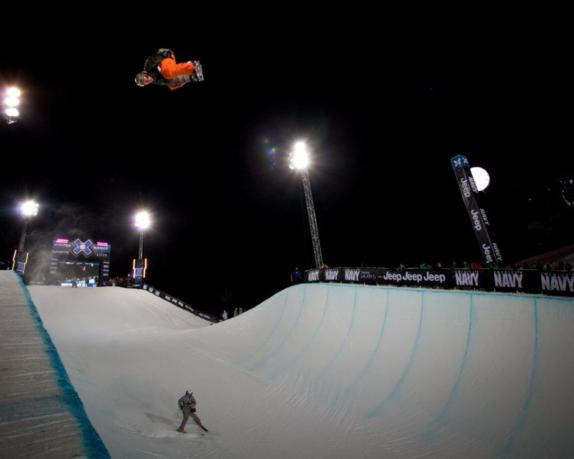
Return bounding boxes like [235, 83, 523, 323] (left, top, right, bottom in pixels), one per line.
[160, 58, 195, 79]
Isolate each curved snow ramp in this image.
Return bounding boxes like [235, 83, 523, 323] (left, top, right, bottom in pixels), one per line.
[23, 281, 574, 458]
[217, 283, 574, 458]
[0, 272, 109, 458]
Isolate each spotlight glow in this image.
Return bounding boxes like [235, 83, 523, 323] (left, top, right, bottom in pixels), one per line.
[20, 200, 39, 217]
[4, 96, 20, 107]
[289, 140, 310, 170]
[134, 210, 151, 231]
[5, 107, 19, 118]
[6, 87, 21, 98]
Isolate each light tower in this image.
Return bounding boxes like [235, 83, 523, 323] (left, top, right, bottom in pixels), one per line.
[132, 210, 151, 287]
[12, 200, 39, 275]
[289, 140, 324, 269]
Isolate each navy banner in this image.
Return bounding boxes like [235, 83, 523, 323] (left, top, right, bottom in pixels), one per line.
[305, 268, 574, 297]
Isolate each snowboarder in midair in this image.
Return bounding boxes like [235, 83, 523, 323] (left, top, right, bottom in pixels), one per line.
[135, 48, 203, 91]
[177, 390, 208, 433]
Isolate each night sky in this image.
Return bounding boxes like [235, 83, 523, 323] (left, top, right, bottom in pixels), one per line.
[1, 20, 572, 315]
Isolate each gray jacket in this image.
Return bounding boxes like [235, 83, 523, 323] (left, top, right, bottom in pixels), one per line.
[178, 392, 197, 412]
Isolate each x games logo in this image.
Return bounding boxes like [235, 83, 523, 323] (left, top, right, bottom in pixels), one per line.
[72, 239, 93, 257]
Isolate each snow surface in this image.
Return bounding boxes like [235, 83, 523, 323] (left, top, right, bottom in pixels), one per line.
[29, 283, 574, 458]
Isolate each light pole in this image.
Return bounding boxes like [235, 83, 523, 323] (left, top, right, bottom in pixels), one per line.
[3, 87, 21, 124]
[132, 210, 151, 286]
[13, 200, 39, 275]
[289, 140, 324, 269]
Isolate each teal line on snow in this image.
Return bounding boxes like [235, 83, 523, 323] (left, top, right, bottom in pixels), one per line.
[498, 298, 540, 457]
[241, 288, 290, 365]
[341, 288, 390, 400]
[370, 291, 425, 417]
[317, 286, 359, 381]
[269, 285, 331, 381]
[251, 284, 308, 371]
[433, 292, 475, 425]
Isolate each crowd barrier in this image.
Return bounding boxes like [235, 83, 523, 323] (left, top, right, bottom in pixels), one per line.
[142, 284, 219, 321]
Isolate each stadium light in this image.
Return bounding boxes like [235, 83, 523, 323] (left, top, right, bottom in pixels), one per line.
[4, 108, 19, 118]
[132, 210, 152, 287]
[134, 210, 151, 232]
[134, 210, 151, 260]
[289, 140, 324, 269]
[4, 97, 20, 107]
[6, 87, 21, 98]
[289, 141, 311, 170]
[3, 86, 21, 124]
[13, 199, 39, 274]
[20, 200, 39, 218]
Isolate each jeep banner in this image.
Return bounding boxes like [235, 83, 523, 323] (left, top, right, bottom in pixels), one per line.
[306, 268, 450, 288]
[377, 270, 450, 288]
[451, 155, 503, 268]
[304, 268, 573, 297]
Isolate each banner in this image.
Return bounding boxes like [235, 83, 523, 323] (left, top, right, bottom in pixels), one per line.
[451, 155, 503, 267]
[304, 268, 573, 297]
[377, 270, 450, 288]
[540, 271, 574, 295]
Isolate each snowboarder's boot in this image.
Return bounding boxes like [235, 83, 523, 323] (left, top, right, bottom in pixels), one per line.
[191, 61, 204, 82]
[177, 428, 186, 433]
